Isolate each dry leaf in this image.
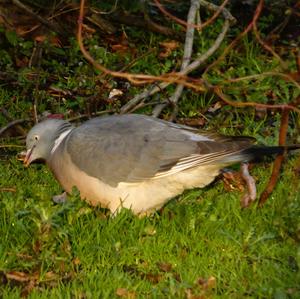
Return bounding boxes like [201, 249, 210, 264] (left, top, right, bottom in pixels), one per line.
[222, 171, 245, 192]
[116, 288, 136, 298]
[159, 40, 179, 58]
[73, 257, 81, 265]
[111, 44, 129, 53]
[208, 101, 222, 113]
[34, 35, 62, 47]
[197, 276, 216, 289]
[6, 271, 32, 282]
[109, 88, 124, 99]
[0, 187, 17, 192]
[179, 117, 206, 127]
[157, 262, 172, 272]
[145, 273, 163, 284]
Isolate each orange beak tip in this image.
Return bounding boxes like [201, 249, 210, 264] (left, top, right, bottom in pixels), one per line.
[21, 149, 33, 167]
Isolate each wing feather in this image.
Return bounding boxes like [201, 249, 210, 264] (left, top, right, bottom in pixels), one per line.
[65, 114, 254, 186]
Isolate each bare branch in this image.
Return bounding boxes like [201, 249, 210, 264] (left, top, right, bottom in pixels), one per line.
[78, 0, 205, 90]
[259, 109, 290, 206]
[153, 0, 234, 30]
[153, 0, 200, 118]
[213, 86, 300, 114]
[0, 119, 28, 137]
[122, 1, 233, 114]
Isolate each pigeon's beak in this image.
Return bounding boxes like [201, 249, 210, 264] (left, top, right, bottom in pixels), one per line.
[23, 146, 35, 167]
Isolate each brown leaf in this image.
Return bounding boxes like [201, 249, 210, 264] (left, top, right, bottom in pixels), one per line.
[207, 101, 222, 113]
[111, 44, 129, 53]
[82, 23, 96, 34]
[108, 88, 124, 99]
[0, 187, 17, 192]
[73, 257, 81, 265]
[206, 276, 216, 289]
[6, 271, 32, 282]
[157, 262, 172, 272]
[197, 276, 216, 290]
[179, 117, 206, 127]
[159, 40, 179, 58]
[34, 35, 62, 47]
[145, 273, 163, 284]
[116, 288, 136, 298]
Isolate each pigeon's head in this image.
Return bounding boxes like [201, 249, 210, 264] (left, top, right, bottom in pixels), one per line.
[24, 119, 73, 166]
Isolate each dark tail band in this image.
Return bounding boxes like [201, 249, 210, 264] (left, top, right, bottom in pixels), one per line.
[241, 144, 300, 161]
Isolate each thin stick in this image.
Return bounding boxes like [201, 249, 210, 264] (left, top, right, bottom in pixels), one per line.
[153, 0, 234, 30]
[123, 18, 230, 114]
[213, 86, 300, 114]
[0, 145, 24, 148]
[259, 108, 290, 206]
[0, 119, 28, 137]
[153, 0, 200, 118]
[0, 187, 17, 192]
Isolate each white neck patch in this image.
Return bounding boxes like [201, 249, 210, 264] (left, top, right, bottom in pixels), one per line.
[51, 129, 72, 154]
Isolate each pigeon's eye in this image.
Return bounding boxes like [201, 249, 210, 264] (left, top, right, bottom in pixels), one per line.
[34, 135, 39, 141]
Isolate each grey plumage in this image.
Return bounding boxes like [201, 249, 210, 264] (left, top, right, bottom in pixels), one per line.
[24, 114, 299, 215]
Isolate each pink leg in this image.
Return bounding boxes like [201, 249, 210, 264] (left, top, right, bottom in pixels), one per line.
[240, 163, 256, 208]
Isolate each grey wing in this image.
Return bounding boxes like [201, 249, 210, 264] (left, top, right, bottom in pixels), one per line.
[65, 114, 254, 186]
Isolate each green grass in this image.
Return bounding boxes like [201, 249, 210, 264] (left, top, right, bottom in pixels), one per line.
[1, 6, 300, 297]
[0, 154, 299, 298]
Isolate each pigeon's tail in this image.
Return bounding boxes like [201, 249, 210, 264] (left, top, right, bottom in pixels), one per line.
[243, 144, 300, 159]
[222, 144, 300, 164]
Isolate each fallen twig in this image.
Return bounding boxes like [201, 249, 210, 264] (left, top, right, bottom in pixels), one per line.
[221, 72, 300, 90]
[0, 187, 17, 192]
[0, 145, 24, 148]
[1, 108, 27, 136]
[153, 0, 234, 30]
[0, 119, 28, 137]
[259, 108, 290, 206]
[213, 86, 300, 114]
[152, 0, 200, 118]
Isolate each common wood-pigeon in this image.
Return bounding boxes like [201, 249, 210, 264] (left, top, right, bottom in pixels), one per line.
[24, 114, 299, 215]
